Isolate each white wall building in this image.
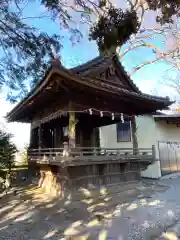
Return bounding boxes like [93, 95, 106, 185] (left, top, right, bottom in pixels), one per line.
[99, 114, 180, 179]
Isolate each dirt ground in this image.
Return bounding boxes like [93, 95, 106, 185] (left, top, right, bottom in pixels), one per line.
[0, 178, 180, 240]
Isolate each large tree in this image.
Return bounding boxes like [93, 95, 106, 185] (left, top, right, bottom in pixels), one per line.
[0, 0, 179, 102]
[0, 0, 61, 102]
[43, 0, 179, 58]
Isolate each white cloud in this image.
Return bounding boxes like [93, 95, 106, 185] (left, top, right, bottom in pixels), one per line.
[139, 79, 177, 98]
[136, 79, 179, 114]
[138, 79, 156, 94]
[0, 97, 30, 151]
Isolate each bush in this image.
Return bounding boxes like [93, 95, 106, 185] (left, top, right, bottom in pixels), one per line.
[0, 129, 17, 172]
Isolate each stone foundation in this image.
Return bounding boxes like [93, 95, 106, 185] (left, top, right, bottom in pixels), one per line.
[38, 164, 68, 197]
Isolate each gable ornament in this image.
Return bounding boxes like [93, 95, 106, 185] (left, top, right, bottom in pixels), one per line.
[108, 64, 115, 76]
[100, 71, 106, 79]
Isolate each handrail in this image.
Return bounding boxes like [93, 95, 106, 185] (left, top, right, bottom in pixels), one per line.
[28, 147, 153, 151]
[27, 147, 154, 160]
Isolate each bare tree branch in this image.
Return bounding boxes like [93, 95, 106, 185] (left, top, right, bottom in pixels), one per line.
[130, 56, 164, 75]
[119, 40, 163, 58]
[130, 47, 179, 75]
[163, 74, 180, 94]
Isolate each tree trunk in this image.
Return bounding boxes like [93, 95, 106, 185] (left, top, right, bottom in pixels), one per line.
[131, 116, 139, 155]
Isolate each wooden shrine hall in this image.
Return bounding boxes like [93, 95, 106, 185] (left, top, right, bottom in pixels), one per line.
[7, 54, 173, 196]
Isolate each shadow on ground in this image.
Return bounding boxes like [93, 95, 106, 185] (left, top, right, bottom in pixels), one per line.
[0, 180, 178, 240]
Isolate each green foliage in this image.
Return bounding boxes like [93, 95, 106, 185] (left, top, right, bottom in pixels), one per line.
[145, 0, 180, 24]
[0, 0, 179, 102]
[0, 129, 17, 171]
[99, 0, 107, 8]
[0, 0, 62, 103]
[43, 0, 180, 26]
[89, 7, 140, 53]
[89, 0, 180, 53]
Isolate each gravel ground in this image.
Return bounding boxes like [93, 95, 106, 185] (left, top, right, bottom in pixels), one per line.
[0, 178, 180, 240]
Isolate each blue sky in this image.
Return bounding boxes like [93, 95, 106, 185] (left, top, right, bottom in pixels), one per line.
[0, 1, 179, 150]
[22, 1, 178, 93]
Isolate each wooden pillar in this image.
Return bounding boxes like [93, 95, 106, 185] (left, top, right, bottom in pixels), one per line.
[68, 102, 78, 149]
[38, 124, 42, 149]
[131, 116, 139, 155]
[69, 111, 77, 149]
[92, 128, 96, 148]
[95, 128, 100, 148]
[54, 127, 57, 148]
[29, 125, 33, 148]
[51, 127, 54, 148]
[79, 130, 83, 148]
[92, 128, 100, 156]
[152, 145, 156, 160]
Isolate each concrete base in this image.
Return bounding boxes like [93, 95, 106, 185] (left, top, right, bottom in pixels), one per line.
[141, 161, 161, 179]
[161, 172, 180, 180]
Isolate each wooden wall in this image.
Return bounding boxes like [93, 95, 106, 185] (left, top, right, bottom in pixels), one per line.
[68, 162, 141, 189]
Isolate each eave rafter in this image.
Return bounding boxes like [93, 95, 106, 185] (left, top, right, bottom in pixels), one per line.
[6, 55, 173, 123]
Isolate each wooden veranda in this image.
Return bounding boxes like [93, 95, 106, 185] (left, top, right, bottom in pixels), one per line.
[6, 54, 172, 195]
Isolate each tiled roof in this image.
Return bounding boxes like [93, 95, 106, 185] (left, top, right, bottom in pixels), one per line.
[6, 54, 173, 121]
[82, 76, 171, 103]
[70, 55, 106, 72]
[71, 54, 141, 93]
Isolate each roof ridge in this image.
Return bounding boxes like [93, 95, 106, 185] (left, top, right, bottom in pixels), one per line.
[112, 55, 141, 93]
[70, 55, 104, 72]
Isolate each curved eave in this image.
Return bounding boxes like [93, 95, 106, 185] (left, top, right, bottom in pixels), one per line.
[6, 65, 52, 120]
[7, 67, 173, 122]
[6, 66, 74, 122]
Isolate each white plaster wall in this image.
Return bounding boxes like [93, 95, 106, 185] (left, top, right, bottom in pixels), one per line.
[99, 115, 161, 158]
[99, 116, 180, 179]
[142, 121, 180, 178]
[156, 121, 180, 142]
[141, 159, 162, 179]
[99, 124, 133, 149]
